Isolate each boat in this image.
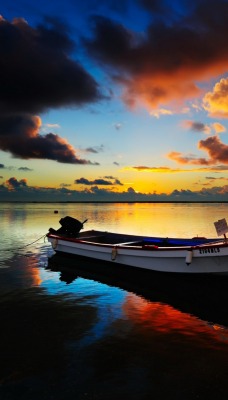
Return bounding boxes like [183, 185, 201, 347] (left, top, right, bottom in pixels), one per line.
[46, 216, 228, 275]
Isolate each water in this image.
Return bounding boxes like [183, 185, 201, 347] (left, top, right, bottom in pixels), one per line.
[0, 202, 228, 400]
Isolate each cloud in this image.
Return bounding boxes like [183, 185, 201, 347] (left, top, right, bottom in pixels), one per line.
[138, 0, 178, 17]
[114, 178, 123, 185]
[198, 136, 228, 164]
[203, 77, 228, 118]
[204, 176, 228, 181]
[75, 176, 123, 185]
[85, 1, 228, 112]
[84, 145, 104, 153]
[18, 167, 33, 171]
[5, 177, 27, 190]
[183, 120, 226, 134]
[0, 16, 102, 164]
[168, 135, 228, 166]
[211, 122, 226, 134]
[0, 17, 101, 114]
[168, 151, 212, 166]
[43, 124, 60, 129]
[1, 176, 228, 201]
[126, 163, 228, 172]
[149, 108, 173, 118]
[0, 114, 99, 164]
[125, 165, 181, 172]
[183, 120, 211, 134]
[41, 123, 61, 133]
[60, 183, 72, 187]
[114, 123, 123, 130]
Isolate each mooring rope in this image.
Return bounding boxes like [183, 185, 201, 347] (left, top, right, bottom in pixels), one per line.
[0, 234, 47, 252]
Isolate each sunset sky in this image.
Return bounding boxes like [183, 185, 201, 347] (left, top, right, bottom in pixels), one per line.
[1, 0, 228, 201]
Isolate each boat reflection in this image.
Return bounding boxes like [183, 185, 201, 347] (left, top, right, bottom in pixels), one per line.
[47, 253, 228, 328]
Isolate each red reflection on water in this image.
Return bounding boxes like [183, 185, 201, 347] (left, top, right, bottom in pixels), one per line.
[122, 293, 228, 347]
[16, 253, 43, 287]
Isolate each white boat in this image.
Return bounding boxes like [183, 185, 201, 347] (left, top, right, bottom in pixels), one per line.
[47, 216, 228, 275]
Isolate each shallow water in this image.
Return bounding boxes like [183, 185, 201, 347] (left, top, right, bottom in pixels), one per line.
[0, 202, 228, 399]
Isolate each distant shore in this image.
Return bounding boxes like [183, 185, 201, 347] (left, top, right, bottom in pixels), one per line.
[1, 201, 228, 204]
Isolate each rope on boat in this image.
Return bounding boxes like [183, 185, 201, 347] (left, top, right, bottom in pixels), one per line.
[0, 234, 47, 252]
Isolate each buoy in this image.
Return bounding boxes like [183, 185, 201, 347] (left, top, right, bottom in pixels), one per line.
[54, 210, 58, 214]
[111, 246, 118, 261]
[186, 249, 193, 265]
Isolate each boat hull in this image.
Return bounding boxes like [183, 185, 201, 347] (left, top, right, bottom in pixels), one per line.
[47, 234, 228, 274]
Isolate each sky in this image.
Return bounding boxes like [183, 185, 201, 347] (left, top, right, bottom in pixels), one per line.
[1, 0, 228, 202]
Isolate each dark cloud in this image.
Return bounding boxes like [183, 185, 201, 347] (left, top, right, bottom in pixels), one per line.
[75, 176, 123, 185]
[60, 183, 72, 187]
[171, 189, 194, 197]
[114, 179, 123, 185]
[0, 16, 103, 164]
[18, 167, 33, 171]
[84, 145, 104, 153]
[138, 0, 186, 21]
[127, 187, 136, 193]
[183, 120, 212, 134]
[6, 177, 27, 189]
[84, 0, 228, 111]
[0, 17, 101, 114]
[187, 121, 209, 133]
[85, 147, 99, 154]
[0, 114, 99, 164]
[1, 176, 228, 201]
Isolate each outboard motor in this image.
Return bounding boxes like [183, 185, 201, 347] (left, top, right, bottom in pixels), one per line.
[49, 216, 87, 237]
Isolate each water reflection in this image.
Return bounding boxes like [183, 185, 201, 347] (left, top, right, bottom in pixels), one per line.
[46, 254, 228, 338]
[123, 294, 228, 347]
[0, 285, 98, 387]
[1, 203, 228, 399]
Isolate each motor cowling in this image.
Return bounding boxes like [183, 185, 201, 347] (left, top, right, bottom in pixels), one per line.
[49, 216, 86, 237]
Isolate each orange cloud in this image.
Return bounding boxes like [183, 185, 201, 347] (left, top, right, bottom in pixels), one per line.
[211, 122, 226, 133]
[124, 166, 180, 172]
[121, 73, 200, 112]
[168, 136, 228, 166]
[86, 4, 228, 112]
[149, 108, 173, 118]
[203, 78, 228, 118]
[168, 151, 212, 165]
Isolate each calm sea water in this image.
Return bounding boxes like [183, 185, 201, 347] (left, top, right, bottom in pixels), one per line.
[0, 202, 228, 400]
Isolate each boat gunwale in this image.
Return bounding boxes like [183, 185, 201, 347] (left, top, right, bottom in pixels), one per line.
[47, 233, 227, 252]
